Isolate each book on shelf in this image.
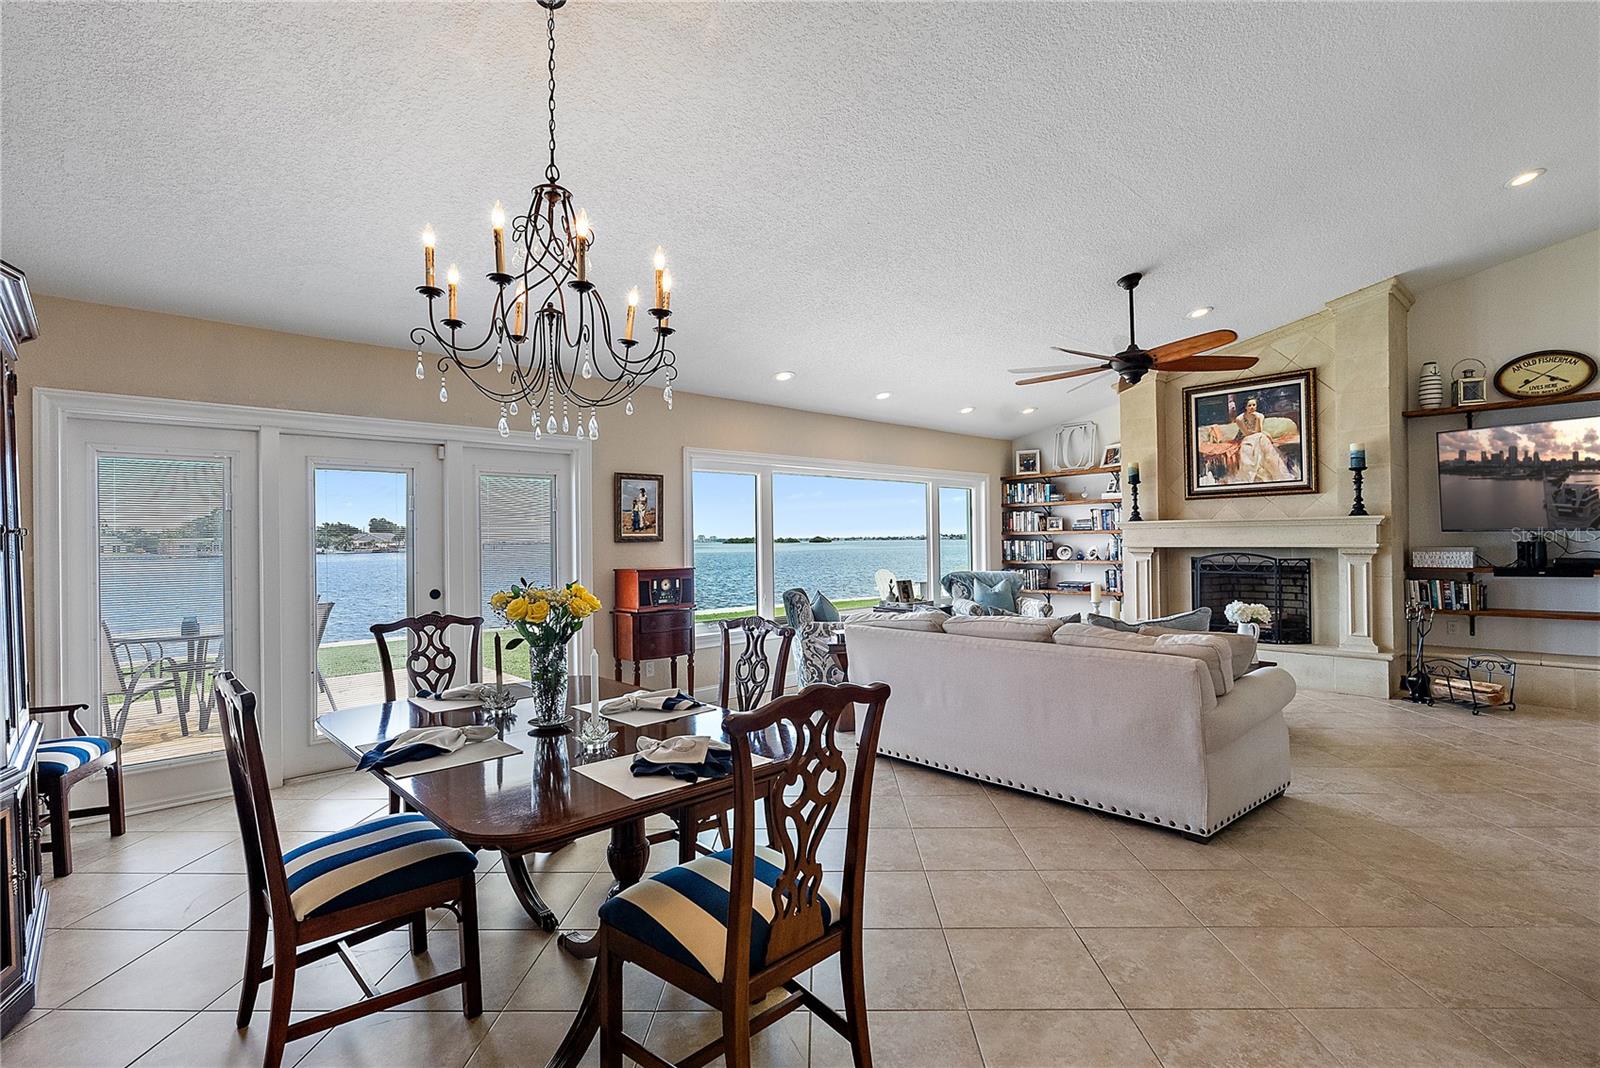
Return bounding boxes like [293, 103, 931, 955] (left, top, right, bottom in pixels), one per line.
[1406, 577, 1485, 612]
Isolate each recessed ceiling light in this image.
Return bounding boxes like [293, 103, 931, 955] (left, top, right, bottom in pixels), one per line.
[773, 370, 796, 381]
[1506, 168, 1545, 188]
[958, 406, 975, 414]
[1021, 406, 1037, 415]
[1187, 306, 1213, 319]
[875, 391, 892, 401]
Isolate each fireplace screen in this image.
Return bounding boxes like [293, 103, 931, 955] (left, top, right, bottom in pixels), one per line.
[1191, 552, 1311, 645]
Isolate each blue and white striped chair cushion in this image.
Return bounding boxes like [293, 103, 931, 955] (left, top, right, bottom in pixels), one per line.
[37, 736, 115, 780]
[598, 845, 841, 981]
[283, 812, 477, 921]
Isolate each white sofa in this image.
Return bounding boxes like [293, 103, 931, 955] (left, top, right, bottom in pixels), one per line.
[845, 618, 1296, 837]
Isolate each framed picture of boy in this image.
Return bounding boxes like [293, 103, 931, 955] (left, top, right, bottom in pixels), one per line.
[1183, 370, 1318, 499]
[615, 473, 665, 542]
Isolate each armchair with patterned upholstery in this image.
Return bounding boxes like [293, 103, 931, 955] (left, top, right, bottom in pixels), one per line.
[778, 588, 849, 688]
[939, 570, 1053, 618]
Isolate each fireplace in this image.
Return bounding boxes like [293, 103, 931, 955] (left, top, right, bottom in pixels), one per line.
[1191, 552, 1311, 645]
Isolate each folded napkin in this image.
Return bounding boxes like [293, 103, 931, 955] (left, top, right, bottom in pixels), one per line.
[599, 688, 704, 714]
[630, 735, 733, 782]
[359, 724, 498, 771]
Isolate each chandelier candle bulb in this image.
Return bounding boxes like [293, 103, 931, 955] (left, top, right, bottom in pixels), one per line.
[572, 209, 591, 283]
[513, 287, 526, 337]
[421, 225, 437, 288]
[661, 270, 672, 312]
[624, 287, 638, 341]
[491, 201, 506, 274]
[653, 246, 667, 307]
[446, 264, 460, 320]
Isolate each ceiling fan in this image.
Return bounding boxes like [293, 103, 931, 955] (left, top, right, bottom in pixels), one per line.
[1012, 273, 1258, 392]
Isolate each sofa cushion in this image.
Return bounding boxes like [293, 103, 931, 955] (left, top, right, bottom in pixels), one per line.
[1141, 625, 1257, 679]
[850, 610, 947, 633]
[972, 577, 1016, 613]
[1088, 607, 1211, 633]
[1053, 624, 1219, 703]
[942, 616, 1062, 643]
[1154, 633, 1233, 695]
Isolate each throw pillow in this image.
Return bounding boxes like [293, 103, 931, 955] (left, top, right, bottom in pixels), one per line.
[1086, 606, 1211, 633]
[1141, 624, 1256, 679]
[972, 577, 1017, 613]
[941, 616, 1062, 643]
[810, 591, 841, 623]
[950, 597, 990, 617]
[1153, 633, 1233, 695]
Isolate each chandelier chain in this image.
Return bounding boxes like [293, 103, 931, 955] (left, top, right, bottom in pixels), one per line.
[545, 5, 560, 183]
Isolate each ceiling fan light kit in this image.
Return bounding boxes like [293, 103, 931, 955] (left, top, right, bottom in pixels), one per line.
[1017, 272, 1260, 392]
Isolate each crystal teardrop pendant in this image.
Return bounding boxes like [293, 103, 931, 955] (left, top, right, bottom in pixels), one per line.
[582, 357, 594, 379]
[625, 399, 634, 416]
[575, 420, 586, 440]
[508, 401, 519, 416]
[562, 413, 570, 434]
[534, 425, 543, 441]
[546, 413, 557, 435]
[497, 406, 510, 438]
[439, 379, 448, 403]
[588, 413, 599, 439]
[663, 384, 673, 410]
[415, 357, 425, 380]
[495, 349, 504, 372]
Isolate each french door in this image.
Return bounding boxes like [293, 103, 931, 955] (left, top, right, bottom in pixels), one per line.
[277, 437, 570, 778]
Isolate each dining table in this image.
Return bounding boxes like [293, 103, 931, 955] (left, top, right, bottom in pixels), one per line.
[315, 674, 797, 1068]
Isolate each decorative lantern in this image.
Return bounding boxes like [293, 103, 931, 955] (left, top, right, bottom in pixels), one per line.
[1452, 358, 1488, 407]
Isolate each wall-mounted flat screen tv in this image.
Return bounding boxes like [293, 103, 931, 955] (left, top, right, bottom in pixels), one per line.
[1437, 415, 1600, 531]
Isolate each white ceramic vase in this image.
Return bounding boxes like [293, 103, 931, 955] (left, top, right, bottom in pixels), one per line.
[1236, 621, 1262, 639]
[1417, 362, 1445, 409]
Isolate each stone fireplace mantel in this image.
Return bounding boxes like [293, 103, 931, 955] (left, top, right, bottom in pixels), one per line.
[1120, 515, 1387, 661]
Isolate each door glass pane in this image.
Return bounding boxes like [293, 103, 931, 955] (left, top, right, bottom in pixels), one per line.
[314, 469, 409, 713]
[692, 470, 758, 624]
[939, 486, 974, 578]
[479, 472, 556, 681]
[771, 473, 928, 610]
[96, 456, 228, 765]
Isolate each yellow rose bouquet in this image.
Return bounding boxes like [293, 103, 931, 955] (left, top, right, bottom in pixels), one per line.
[491, 580, 602, 724]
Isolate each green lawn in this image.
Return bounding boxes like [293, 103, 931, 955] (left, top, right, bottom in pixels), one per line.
[694, 597, 877, 625]
[317, 629, 528, 679]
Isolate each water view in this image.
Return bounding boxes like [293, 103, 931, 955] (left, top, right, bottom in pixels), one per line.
[693, 537, 972, 616]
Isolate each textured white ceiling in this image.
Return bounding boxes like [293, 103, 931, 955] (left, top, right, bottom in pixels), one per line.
[3, 2, 1596, 438]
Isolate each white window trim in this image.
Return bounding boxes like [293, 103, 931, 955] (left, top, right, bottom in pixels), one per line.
[681, 446, 989, 627]
[34, 387, 593, 795]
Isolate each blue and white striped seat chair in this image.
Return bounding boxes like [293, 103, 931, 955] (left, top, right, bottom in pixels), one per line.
[37, 735, 116, 780]
[284, 812, 478, 921]
[599, 844, 839, 981]
[27, 702, 126, 877]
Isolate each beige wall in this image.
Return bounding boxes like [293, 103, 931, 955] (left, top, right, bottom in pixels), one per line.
[1405, 229, 1600, 658]
[19, 296, 1010, 672]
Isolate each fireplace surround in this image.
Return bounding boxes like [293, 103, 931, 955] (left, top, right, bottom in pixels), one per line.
[1192, 552, 1312, 644]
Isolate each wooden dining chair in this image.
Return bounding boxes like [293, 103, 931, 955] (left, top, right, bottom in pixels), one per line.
[597, 681, 890, 1068]
[31, 700, 126, 876]
[370, 611, 484, 702]
[213, 671, 482, 1068]
[650, 616, 797, 863]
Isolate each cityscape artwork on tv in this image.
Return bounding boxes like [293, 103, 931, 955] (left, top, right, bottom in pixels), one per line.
[1437, 415, 1600, 531]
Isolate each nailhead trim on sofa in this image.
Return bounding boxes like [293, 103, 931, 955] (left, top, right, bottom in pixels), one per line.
[877, 745, 1289, 838]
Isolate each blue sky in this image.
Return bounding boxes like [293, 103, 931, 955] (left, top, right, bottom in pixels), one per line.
[316, 469, 408, 528]
[693, 472, 971, 539]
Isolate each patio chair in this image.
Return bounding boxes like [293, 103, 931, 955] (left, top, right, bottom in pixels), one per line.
[314, 600, 337, 710]
[100, 619, 185, 739]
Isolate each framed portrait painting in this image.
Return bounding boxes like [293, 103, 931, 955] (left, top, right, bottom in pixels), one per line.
[615, 472, 664, 542]
[1183, 370, 1318, 499]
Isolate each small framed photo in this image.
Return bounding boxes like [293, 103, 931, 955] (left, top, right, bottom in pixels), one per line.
[1101, 442, 1122, 468]
[1044, 516, 1065, 532]
[1014, 448, 1042, 475]
[615, 472, 664, 542]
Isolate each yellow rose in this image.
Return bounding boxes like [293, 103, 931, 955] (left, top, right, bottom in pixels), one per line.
[569, 600, 593, 620]
[505, 598, 530, 621]
[489, 591, 512, 612]
[584, 592, 603, 610]
[526, 600, 551, 624]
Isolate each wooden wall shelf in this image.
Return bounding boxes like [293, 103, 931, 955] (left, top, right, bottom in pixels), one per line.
[1432, 607, 1600, 623]
[1402, 389, 1600, 425]
[1003, 497, 1122, 509]
[1002, 465, 1118, 483]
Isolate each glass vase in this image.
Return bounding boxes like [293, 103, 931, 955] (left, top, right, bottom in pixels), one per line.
[527, 640, 571, 728]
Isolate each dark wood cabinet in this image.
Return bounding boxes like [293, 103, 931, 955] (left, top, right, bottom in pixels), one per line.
[0, 261, 45, 1036]
[612, 568, 695, 691]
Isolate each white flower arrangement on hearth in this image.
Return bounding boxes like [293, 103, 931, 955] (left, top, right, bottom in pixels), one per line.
[1224, 601, 1273, 626]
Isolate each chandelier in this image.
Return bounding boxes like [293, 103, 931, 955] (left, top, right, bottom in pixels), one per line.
[408, 0, 677, 442]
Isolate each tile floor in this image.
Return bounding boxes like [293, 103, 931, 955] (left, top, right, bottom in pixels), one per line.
[3, 687, 1597, 1067]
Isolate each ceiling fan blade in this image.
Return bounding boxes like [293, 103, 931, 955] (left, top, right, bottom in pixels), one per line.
[1007, 364, 1084, 374]
[1160, 355, 1260, 372]
[1016, 366, 1108, 386]
[1148, 329, 1239, 362]
[1051, 346, 1117, 361]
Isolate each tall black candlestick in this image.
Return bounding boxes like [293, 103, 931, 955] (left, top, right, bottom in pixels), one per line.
[1349, 467, 1368, 517]
[1126, 470, 1143, 523]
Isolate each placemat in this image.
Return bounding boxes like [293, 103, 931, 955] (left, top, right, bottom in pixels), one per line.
[572, 751, 770, 800]
[411, 696, 484, 714]
[575, 703, 706, 729]
[362, 737, 522, 777]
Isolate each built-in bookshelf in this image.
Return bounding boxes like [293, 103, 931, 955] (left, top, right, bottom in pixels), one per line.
[1000, 465, 1124, 602]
